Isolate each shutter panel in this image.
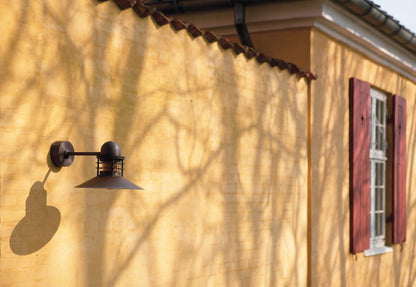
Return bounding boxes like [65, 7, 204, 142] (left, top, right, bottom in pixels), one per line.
[393, 95, 406, 244]
[349, 78, 371, 253]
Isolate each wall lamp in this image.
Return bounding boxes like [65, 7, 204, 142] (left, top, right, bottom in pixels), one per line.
[50, 141, 143, 190]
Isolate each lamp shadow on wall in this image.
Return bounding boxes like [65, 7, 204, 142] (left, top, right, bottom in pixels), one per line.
[9, 167, 61, 256]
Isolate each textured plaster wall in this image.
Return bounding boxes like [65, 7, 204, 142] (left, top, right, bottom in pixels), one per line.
[310, 29, 416, 287]
[0, 1, 309, 286]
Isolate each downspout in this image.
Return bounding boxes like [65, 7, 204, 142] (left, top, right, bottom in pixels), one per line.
[234, 1, 254, 48]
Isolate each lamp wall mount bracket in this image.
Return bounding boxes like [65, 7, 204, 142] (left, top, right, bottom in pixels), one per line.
[50, 141, 75, 168]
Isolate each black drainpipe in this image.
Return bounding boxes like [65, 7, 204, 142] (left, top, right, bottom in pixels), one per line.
[234, 1, 254, 48]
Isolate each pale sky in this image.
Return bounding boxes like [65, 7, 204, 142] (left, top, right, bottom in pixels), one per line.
[373, 0, 416, 33]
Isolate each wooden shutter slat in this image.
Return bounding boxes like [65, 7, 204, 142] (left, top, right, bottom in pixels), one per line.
[349, 78, 371, 253]
[393, 95, 406, 244]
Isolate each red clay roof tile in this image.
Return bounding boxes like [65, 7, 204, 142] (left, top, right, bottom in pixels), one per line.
[133, 2, 150, 17]
[288, 63, 300, 74]
[217, 37, 233, 50]
[113, 0, 133, 10]
[151, 11, 170, 26]
[170, 19, 187, 31]
[203, 31, 218, 43]
[244, 47, 257, 59]
[232, 43, 246, 55]
[187, 24, 203, 38]
[256, 53, 270, 64]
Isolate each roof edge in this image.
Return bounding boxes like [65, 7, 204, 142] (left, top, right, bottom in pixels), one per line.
[332, 0, 416, 53]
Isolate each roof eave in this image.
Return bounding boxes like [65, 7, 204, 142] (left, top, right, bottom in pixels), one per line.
[332, 0, 416, 53]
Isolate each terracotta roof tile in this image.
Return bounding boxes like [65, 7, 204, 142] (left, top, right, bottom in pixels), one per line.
[217, 37, 233, 50]
[203, 31, 218, 43]
[288, 63, 300, 74]
[232, 43, 246, 55]
[151, 11, 170, 26]
[133, 2, 150, 17]
[108, 1, 317, 80]
[256, 53, 271, 64]
[113, 0, 134, 10]
[279, 60, 290, 70]
[187, 24, 203, 38]
[170, 19, 187, 31]
[244, 47, 257, 59]
[269, 58, 283, 69]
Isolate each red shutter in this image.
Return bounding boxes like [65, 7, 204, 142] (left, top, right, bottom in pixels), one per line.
[349, 78, 371, 253]
[393, 95, 407, 244]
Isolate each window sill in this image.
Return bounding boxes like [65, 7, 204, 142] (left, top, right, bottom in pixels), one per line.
[364, 246, 393, 256]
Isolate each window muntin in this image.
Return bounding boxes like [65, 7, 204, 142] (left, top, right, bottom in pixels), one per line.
[369, 88, 387, 249]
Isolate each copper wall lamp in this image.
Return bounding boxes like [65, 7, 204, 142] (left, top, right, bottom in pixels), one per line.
[50, 141, 143, 190]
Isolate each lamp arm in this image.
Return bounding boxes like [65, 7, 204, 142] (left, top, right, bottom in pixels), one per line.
[66, 152, 100, 157]
[50, 141, 100, 168]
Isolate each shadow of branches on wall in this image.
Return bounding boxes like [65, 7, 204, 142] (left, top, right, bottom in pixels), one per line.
[2, 0, 307, 285]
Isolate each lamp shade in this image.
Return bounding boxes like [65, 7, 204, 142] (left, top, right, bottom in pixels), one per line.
[77, 141, 143, 190]
[75, 175, 143, 190]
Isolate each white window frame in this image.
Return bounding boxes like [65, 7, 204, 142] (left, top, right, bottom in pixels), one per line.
[365, 88, 392, 256]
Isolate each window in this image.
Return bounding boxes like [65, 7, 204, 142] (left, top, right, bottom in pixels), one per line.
[349, 78, 407, 255]
[369, 89, 387, 250]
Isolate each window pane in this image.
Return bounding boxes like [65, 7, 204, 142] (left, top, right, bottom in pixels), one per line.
[377, 126, 384, 150]
[376, 188, 383, 211]
[371, 97, 374, 148]
[375, 162, 380, 186]
[381, 163, 385, 186]
[371, 98, 386, 152]
[378, 126, 385, 151]
[376, 99, 380, 123]
[380, 101, 384, 125]
[375, 214, 383, 236]
[375, 162, 385, 187]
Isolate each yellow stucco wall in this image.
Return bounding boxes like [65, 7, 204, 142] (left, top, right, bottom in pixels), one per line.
[0, 1, 309, 286]
[310, 29, 416, 287]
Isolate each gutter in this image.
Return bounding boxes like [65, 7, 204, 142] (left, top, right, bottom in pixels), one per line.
[333, 0, 416, 53]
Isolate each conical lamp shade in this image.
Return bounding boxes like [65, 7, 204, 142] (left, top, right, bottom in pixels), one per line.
[75, 175, 143, 190]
